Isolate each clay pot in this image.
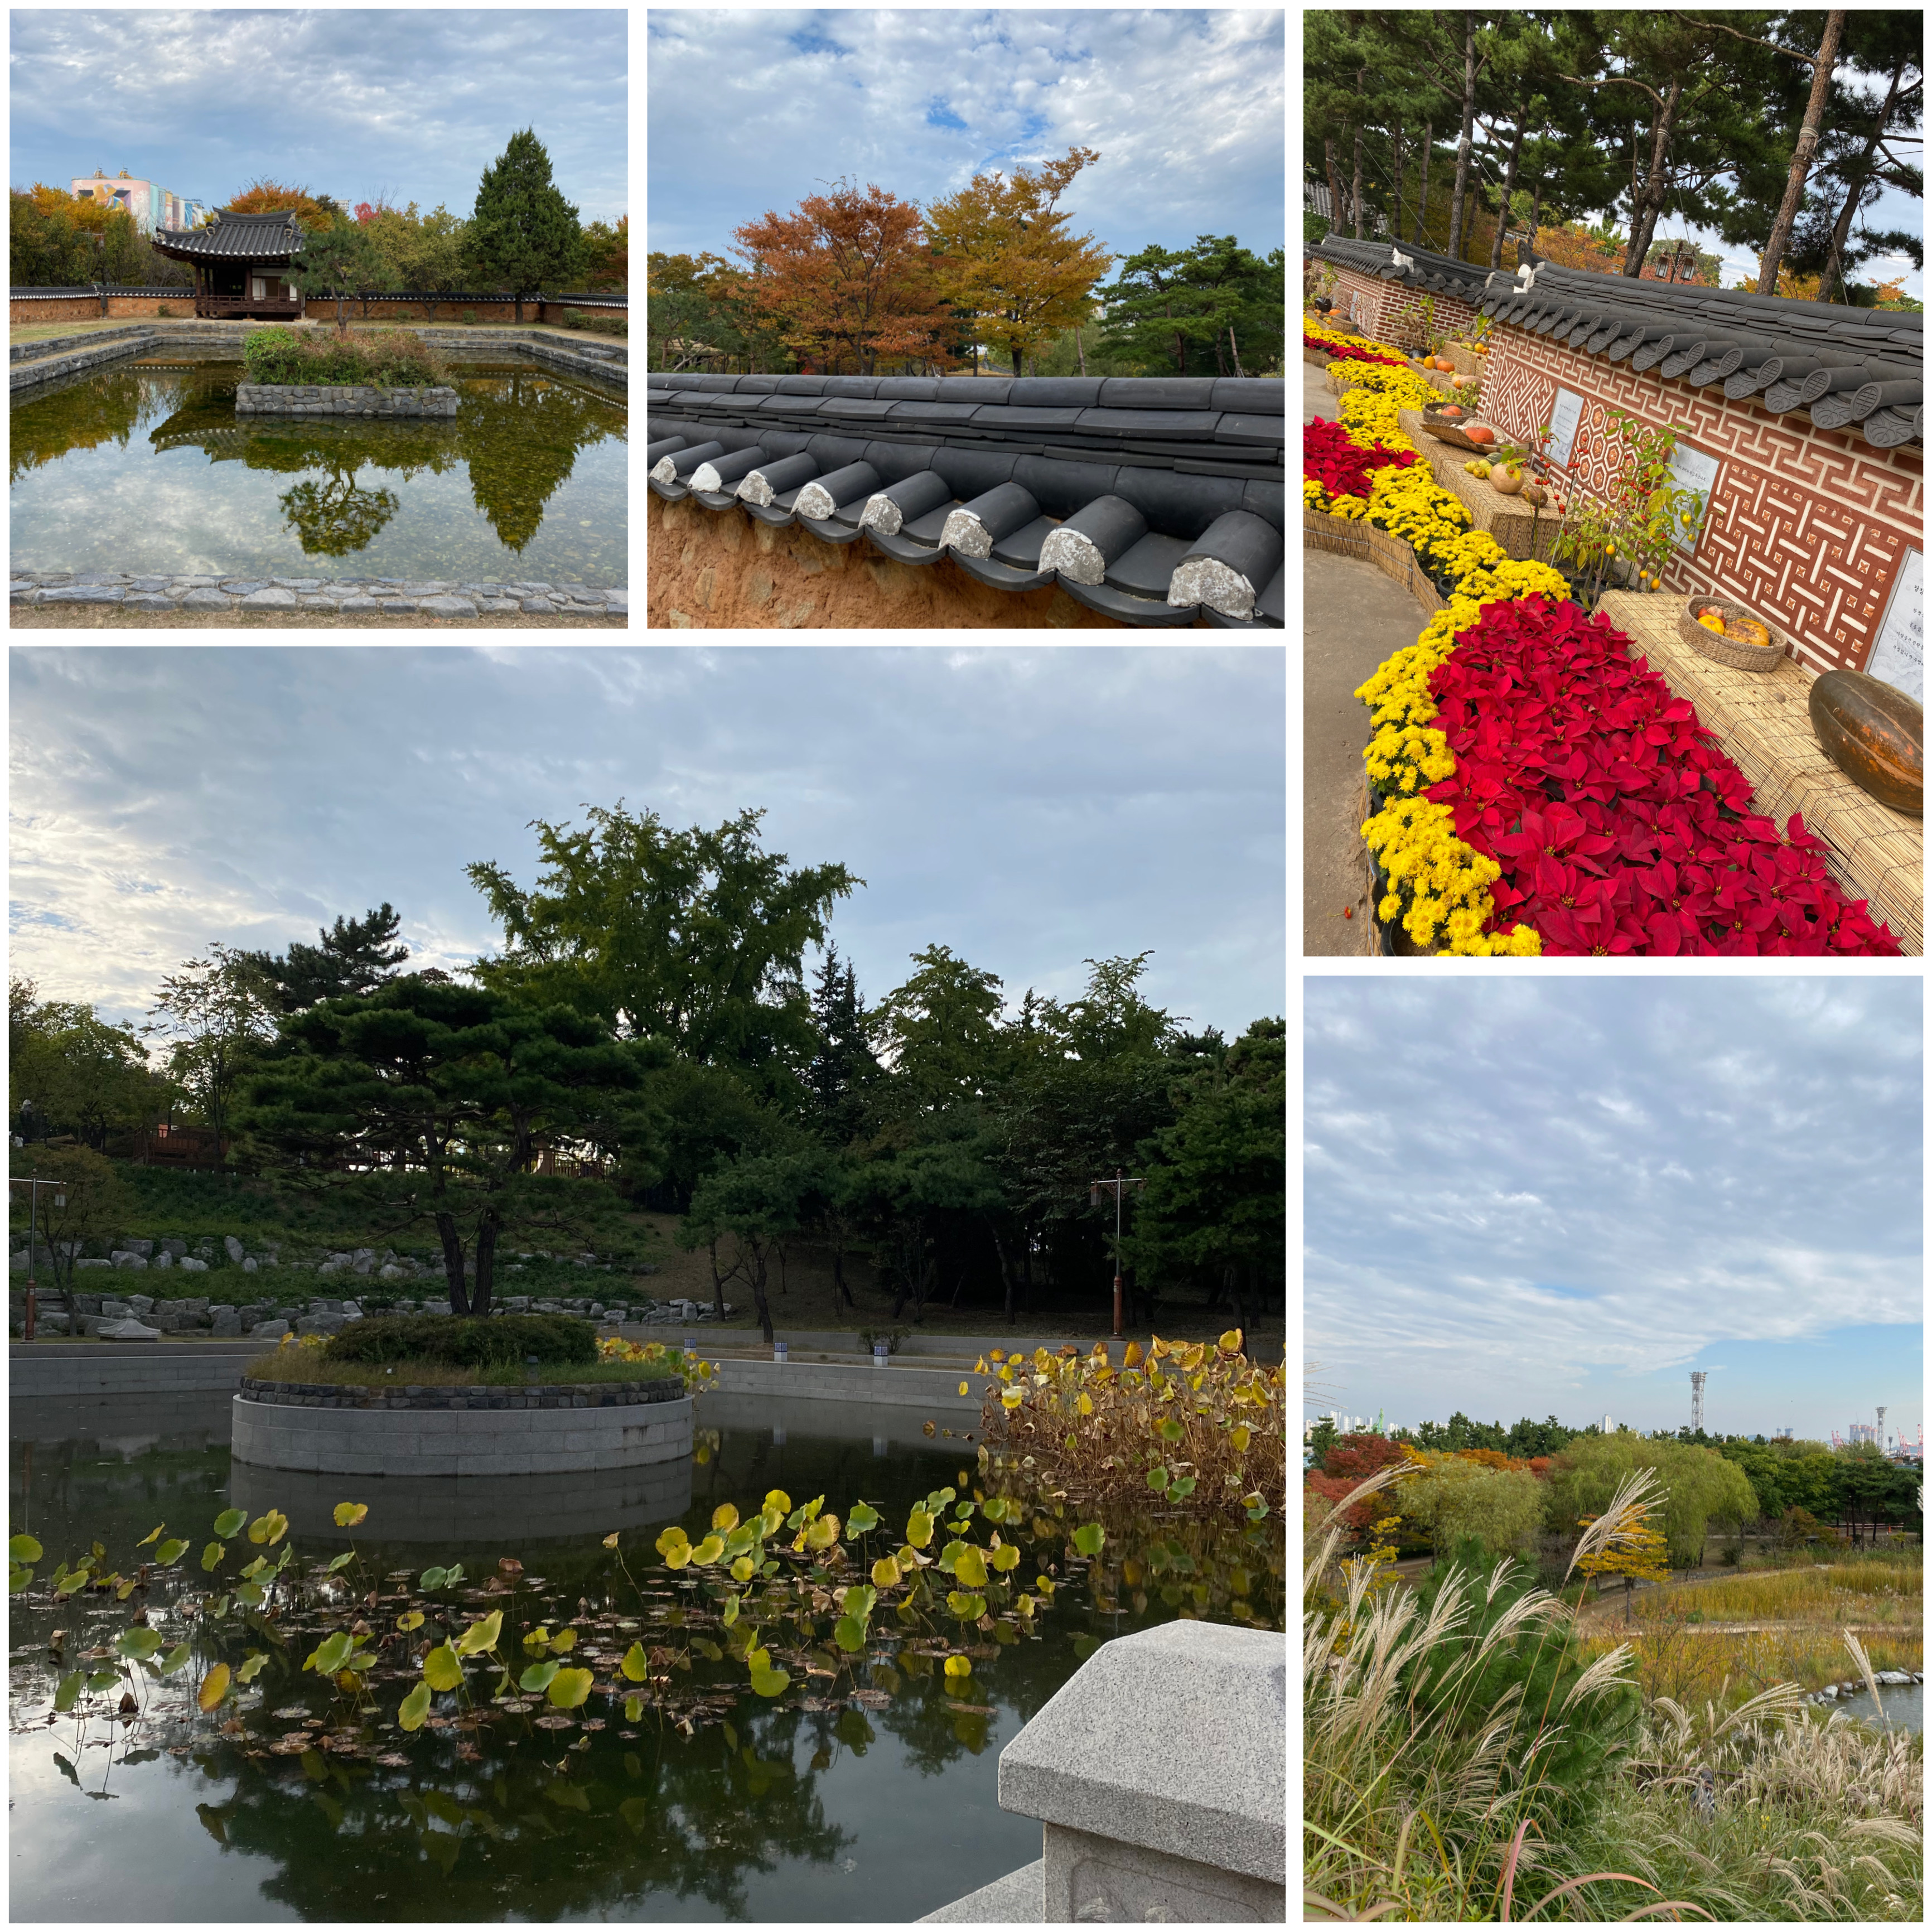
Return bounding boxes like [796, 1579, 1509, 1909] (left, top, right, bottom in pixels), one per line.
[1490, 466, 1526, 496]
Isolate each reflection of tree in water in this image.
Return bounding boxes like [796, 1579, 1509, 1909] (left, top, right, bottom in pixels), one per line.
[276, 474, 402, 556]
[197, 1698, 850, 1920]
[455, 368, 625, 552]
[9, 366, 163, 484]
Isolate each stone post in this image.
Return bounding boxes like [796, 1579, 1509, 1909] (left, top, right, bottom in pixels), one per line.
[921, 1619, 1286, 1923]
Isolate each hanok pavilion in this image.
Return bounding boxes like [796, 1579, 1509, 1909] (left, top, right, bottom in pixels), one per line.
[150, 208, 305, 319]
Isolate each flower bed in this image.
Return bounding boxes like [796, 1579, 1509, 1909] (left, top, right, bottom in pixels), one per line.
[1302, 320, 1405, 368]
[1360, 596, 1901, 955]
[1306, 330, 1901, 957]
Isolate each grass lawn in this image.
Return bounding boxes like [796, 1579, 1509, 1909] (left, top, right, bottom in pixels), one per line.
[244, 1350, 685, 1388]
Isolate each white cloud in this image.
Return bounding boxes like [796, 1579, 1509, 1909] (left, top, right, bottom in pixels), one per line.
[646, 8, 1284, 263]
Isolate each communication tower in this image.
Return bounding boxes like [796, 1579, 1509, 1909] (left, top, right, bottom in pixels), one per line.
[1690, 1370, 1708, 1432]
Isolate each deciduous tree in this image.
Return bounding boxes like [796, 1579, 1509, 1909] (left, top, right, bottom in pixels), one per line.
[225, 177, 342, 232]
[731, 178, 954, 375]
[922, 147, 1113, 375]
[144, 945, 281, 1153]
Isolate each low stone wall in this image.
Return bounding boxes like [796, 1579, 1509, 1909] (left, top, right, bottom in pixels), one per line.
[11, 1340, 262, 1400]
[238, 1373, 684, 1411]
[230, 1385, 694, 1476]
[236, 381, 458, 417]
[11, 571, 625, 619]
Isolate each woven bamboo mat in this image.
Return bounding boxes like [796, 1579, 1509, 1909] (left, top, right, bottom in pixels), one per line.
[1600, 592, 1923, 954]
[1303, 510, 1445, 621]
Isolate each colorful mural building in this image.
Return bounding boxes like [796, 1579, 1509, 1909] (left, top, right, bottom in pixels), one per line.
[69, 173, 207, 235]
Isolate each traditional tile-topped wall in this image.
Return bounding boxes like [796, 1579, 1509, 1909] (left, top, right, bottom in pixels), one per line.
[1482, 323, 1923, 677]
[1327, 267, 1479, 352]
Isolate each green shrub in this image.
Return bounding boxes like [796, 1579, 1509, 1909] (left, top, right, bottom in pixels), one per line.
[156, 304, 173, 318]
[325, 1312, 596, 1368]
[462, 307, 477, 324]
[241, 325, 448, 390]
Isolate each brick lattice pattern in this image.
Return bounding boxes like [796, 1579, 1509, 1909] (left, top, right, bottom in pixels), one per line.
[1482, 329, 1921, 675]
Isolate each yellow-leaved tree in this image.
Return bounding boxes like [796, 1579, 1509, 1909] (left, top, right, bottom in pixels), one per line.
[923, 147, 1114, 375]
[1574, 1500, 1672, 1624]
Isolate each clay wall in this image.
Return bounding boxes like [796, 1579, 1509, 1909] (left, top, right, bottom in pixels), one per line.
[1327, 267, 1479, 351]
[1482, 323, 1923, 677]
[10, 292, 195, 322]
[648, 496, 1146, 629]
[13, 292, 626, 326]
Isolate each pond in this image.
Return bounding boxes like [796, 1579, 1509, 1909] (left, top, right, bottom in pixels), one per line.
[9, 1390, 1284, 1923]
[1828, 1681, 1924, 1736]
[9, 357, 626, 585]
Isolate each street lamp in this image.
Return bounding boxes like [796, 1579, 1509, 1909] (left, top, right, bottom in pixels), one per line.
[1088, 1170, 1143, 1340]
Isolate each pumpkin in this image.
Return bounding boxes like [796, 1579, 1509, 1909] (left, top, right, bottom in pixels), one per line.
[1808, 669, 1924, 815]
[1438, 405, 1464, 418]
[1465, 426, 1494, 444]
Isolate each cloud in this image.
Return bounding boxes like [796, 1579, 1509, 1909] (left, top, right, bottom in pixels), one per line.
[1304, 978, 1922, 1437]
[646, 8, 1284, 262]
[9, 645, 1286, 1044]
[8, 10, 627, 224]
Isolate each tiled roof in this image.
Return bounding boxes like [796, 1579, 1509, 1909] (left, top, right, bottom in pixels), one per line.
[645, 371, 1285, 626]
[151, 210, 305, 259]
[1314, 235, 1923, 450]
[1315, 233, 1494, 302]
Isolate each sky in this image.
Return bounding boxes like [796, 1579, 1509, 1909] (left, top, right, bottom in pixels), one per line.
[647, 8, 1286, 266]
[7, 9, 627, 226]
[8, 645, 1286, 1046]
[1305, 978, 1924, 1448]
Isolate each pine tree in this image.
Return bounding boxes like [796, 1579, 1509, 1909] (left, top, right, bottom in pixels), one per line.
[805, 944, 879, 1145]
[467, 129, 584, 323]
[235, 905, 409, 1013]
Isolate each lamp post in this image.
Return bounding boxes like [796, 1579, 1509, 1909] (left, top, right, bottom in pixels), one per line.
[1088, 1170, 1143, 1340]
[12, 1173, 67, 1343]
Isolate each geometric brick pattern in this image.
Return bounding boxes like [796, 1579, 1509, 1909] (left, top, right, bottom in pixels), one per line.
[1329, 267, 1477, 358]
[1483, 324, 1923, 675]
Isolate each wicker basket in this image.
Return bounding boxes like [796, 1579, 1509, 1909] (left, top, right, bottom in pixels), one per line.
[1419, 412, 1500, 452]
[1679, 597, 1788, 674]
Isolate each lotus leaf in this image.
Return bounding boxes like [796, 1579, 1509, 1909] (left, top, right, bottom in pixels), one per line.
[456, 1610, 502, 1657]
[423, 1644, 464, 1692]
[11, 1534, 44, 1562]
[520, 1660, 561, 1693]
[212, 1509, 246, 1539]
[547, 1666, 594, 1708]
[332, 1502, 369, 1529]
[197, 1663, 231, 1712]
[398, 1680, 432, 1731]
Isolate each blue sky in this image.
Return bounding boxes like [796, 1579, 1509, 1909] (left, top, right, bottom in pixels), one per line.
[647, 8, 1286, 264]
[1305, 978, 1923, 1447]
[8, 9, 627, 227]
[8, 645, 1286, 1045]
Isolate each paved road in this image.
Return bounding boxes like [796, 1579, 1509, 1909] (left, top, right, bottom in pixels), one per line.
[1304, 359, 1334, 424]
[1304, 549, 1425, 956]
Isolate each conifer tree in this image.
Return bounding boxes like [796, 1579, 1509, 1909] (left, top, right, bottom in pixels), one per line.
[468, 129, 585, 322]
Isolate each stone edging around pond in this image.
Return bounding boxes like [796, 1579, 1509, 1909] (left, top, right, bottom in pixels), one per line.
[238, 1374, 684, 1410]
[11, 572, 626, 618]
[236, 381, 459, 418]
[231, 1384, 693, 1475]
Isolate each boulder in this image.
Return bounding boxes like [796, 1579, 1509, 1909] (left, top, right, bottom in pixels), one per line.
[182, 1297, 209, 1316]
[71, 1294, 104, 1315]
[178, 1257, 209, 1273]
[74, 1258, 114, 1271]
[210, 1308, 243, 1337]
[297, 1313, 347, 1337]
[127, 1295, 156, 1315]
[100, 1300, 132, 1320]
[154, 1250, 173, 1269]
[249, 1318, 290, 1340]
[242, 1257, 258, 1273]
[237, 1305, 267, 1329]
[157, 1238, 189, 1259]
[224, 1235, 246, 1263]
[119, 1238, 156, 1259]
[378, 1262, 408, 1280]
[98, 1317, 162, 1340]
[37, 1312, 72, 1334]
[110, 1251, 149, 1269]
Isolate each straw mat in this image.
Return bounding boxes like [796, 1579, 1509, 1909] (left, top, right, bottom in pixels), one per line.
[1398, 409, 1563, 563]
[1303, 510, 1446, 621]
[1600, 592, 1922, 954]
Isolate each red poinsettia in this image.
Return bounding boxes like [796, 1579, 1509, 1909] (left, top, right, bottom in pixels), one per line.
[1420, 596, 1901, 957]
[1306, 334, 1405, 368]
[1305, 416, 1416, 501]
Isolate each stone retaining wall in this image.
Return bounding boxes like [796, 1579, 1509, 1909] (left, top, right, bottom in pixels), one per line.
[230, 1387, 694, 1476]
[236, 381, 458, 417]
[238, 1374, 684, 1410]
[11, 571, 625, 619]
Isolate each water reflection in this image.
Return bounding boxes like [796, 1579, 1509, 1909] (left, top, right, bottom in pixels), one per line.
[9, 1398, 1283, 1923]
[9, 359, 626, 582]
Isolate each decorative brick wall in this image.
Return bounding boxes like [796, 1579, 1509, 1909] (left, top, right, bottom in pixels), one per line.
[9, 292, 195, 322]
[1328, 267, 1479, 352]
[1480, 324, 1923, 676]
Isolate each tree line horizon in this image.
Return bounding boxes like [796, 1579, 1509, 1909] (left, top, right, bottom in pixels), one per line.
[9, 803, 1283, 1345]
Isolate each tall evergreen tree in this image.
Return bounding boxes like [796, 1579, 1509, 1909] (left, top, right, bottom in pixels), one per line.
[805, 944, 880, 1146]
[235, 904, 409, 1013]
[467, 128, 585, 322]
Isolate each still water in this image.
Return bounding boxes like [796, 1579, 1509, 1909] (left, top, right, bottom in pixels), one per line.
[1830, 1682, 1924, 1736]
[9, 358, 626, 584]
[10, 1391, 1283, 1922]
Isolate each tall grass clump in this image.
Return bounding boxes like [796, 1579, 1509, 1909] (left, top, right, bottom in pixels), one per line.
[1305, 1467, 1924, 1921]
[977, 1331, 1285, 1516]
[242, 326, 448, 389]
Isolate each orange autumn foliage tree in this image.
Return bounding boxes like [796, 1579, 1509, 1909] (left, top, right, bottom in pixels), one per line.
[732, 179, 958, 376]
[224, 177, 341, 233]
